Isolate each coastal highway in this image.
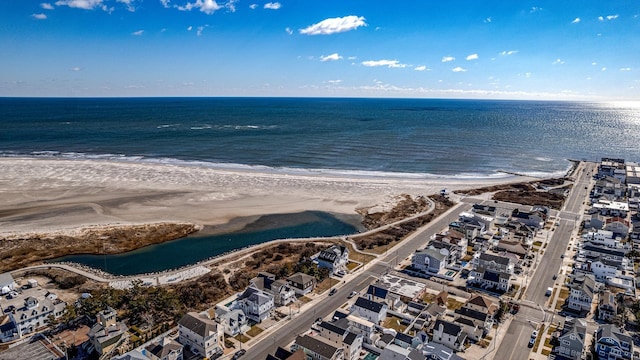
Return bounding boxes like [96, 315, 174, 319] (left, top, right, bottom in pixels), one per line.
[244, 202, 470, 358]
[494, 161, 595, 360]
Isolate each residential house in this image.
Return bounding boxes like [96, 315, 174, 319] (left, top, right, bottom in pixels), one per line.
[585, 214, 606, 231]
[582, 243, 628, 260]
[582, 230, 621, 249]
[468, 267, 511, 292]
[597, 158, 626, 182]
[422, 342, 465, 360]
[475, 253, 514, 274]
[287, 273, 316, 296]
[316, 245, 349, 275]
[495, 240, 528, 259]
[430, 237, 464, 262]
[350, 297, 388, 324]
[598, 291, 618, 322]
[592, 200, 629, 218]
[412, 248, 447, 274]
[216, 308, 248, 337]
[88, 307, 129, 358]
[432, 319, 466, 352]
[567, 274, 596, 313]
[378, 343, 424, 360]
[251, 274, 295, 307]
[317, 321, 363, 360]
[511, 209, 545, 229]
[292, 334, 344, 360]
[453, 316, 482, 341]
[144, 337, 184, 360]
[177, 312, 224, 359]
[455, 307, 493, 335]
[627, 163, 640, 185]
[605, 217, 631, 238]
[465, 295, 498, 316]
[595, 324, 634, 360]
[235, 287, 274, 323]
[344, 314, 376, 344]
[365, 284, 404, 311]
[0, 273, 16, 295]
[449, 219, 484, 241]
[472, 204, 497, 217]
[556, 317, 587, 360]
[8, 296, 66, 339]
[266, 347, 306, 360]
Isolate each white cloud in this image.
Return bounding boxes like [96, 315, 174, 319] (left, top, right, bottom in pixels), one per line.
[500, 50, 518, 56]
[132, 29, 144, 36]
[466, 53, 479, 61]
[249, 3, 257, 9]
[176, 0, 221, 14]
[414, 65, 430, 71]
[441, 56, 455, 63]
[225, 0, 237, 12]
[601, 67, 607, 71]
[41, 3, 54, 9]
[525, 72, 532, 78]
[598, 16, 604, 21]
[530, 6, 542, 13]
[160, 0, 170, 8]
[196, 26, 205, 36]
[361, 59, 408, 68]
[552, 58, 564, 65]
[592, 62, 597, 66]
[264, 2, 280, 10]
[320, 53, 343, 62]
[71, 66, 82, 71]
[606, 14, 619, 20]
[326, 80, 342, 84]
[32, 13, 47, 19]
[571, 17, 580, 24]
[187, 26, 193, 31]
[285, 27, 293, 35]
[620, 67, 631, 71]
[452, 67, 467, 72]
[55, 0, 106, 10]
[300, 15, 367, 35]
[347, 56, 357, 60]
[117, 0, 136, 11]
[484, 17, 491, 23]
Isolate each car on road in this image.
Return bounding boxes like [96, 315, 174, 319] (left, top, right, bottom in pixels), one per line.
[552, 274, 557, 280]
[348, 291, 357, 298]
[528, 338, 535, 348]
[232, 349, 246, 359]
[329, 288, 337, 296]
[545, 287, 552, 296]
[560, 254, 564, 258]
[531, 330, 538, 339]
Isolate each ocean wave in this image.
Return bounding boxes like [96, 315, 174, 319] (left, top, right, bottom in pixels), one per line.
[157, 123, 181, 129]
[0, 150, 568, 181]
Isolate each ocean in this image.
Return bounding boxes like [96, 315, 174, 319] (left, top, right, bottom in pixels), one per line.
[2, 97, 639, 179]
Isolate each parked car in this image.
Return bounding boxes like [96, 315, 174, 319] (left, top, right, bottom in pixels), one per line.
[528, 338, 535, 348]
[329, 288, 337, 296]
[232, 349, 246, 359]
[531, 330, 538, 339]
[552, 275, 557, 280]
[348, 291, 357, 298]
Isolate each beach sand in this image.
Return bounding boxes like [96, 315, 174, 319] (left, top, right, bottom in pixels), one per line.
[0, 158, 536, 236]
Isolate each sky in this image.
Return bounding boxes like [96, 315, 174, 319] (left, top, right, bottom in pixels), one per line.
[1, 0, 639, 100]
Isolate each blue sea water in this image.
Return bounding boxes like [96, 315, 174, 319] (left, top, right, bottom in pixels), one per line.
[2, 97, 640, 274]
[2, 97, 639, 178]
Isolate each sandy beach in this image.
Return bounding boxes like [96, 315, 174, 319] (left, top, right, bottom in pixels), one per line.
[0, 157, 536, 237]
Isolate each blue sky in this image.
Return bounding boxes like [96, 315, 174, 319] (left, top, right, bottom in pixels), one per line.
[1, 1, 639, 100]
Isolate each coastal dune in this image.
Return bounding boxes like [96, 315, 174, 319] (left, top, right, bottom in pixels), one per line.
[0, 157, 535, 237]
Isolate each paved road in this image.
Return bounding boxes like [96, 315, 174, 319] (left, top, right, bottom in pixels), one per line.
[494, 162, 595, 360]
[245, 202, 470, 358]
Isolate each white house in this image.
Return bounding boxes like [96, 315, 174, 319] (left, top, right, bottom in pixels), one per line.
[350, 297, 387, 324]
[316, 245, 349, 275]
[10, 296, 66, 339]
[235, 287, 274, 323]
[177, 312, 224, 359]
[567, 275, 596, 312]
[432, 319, 466, 352]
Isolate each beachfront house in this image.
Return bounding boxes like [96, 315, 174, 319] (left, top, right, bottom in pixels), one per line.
[217, 308, 248, 337]
[177, 312, 224, 359]
[315, 245, 349, 275]
[143, 336, 184, 360]
[10, 296, 66, 339]
[88, 307, 129, 357]
[235, 286, 274, 323]
[251, 273, 296, 306]
[287, 273, 316, 296]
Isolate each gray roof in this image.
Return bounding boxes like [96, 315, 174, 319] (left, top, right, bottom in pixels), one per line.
[295, 335, 340, 359]
[423, 342, 465, 360]
[597, 324, 633, 347]
[344, 332, 360, 345]
[287, 272, 315, 285]
[178, 312, 218, 338]
[479, 253, 510, 265]
[420, 248, 447, 262]
[0, 336, 63, 360]
[0, 273, 14, 287]
[318, 321, 348, 336]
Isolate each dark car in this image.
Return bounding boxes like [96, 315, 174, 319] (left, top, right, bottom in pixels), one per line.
[232, 349, 246, 359]
[329, 288, 337, 296]
[528, 338, 535, 348]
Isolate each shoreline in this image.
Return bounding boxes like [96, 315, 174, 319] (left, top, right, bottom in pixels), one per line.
[0, 157, 538, 237]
